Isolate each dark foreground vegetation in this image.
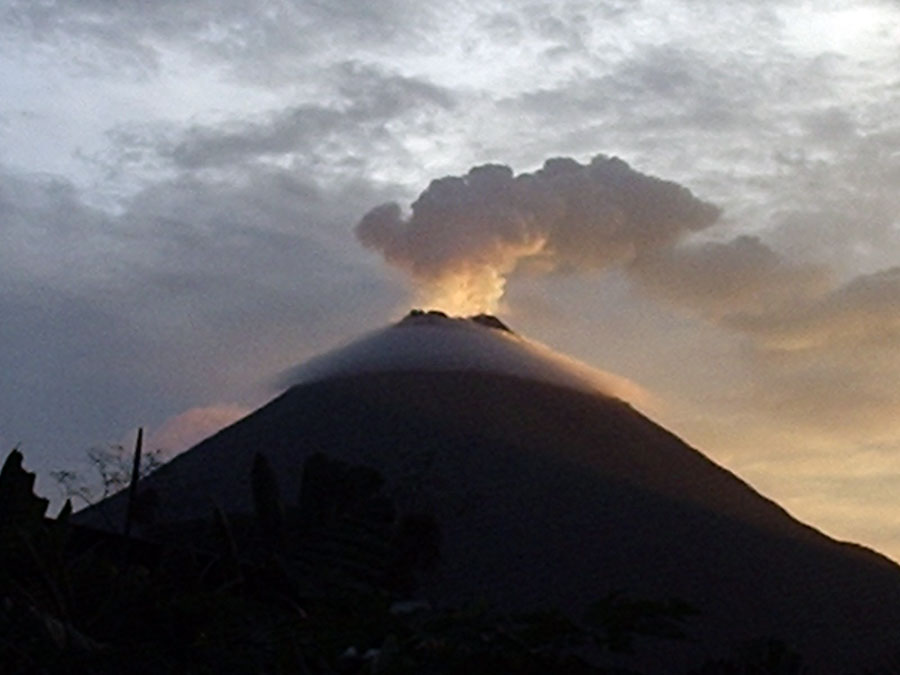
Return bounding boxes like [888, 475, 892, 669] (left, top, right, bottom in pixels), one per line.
[1, 448, 809, 674]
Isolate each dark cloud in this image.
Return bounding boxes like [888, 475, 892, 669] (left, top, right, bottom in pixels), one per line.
[0, 275, 184, 487]
[164, 63, 456, 169]
[0, 170, 119, 284]
[495, 37, 869, 208]
[0, 164, 405, 480]
[507, 45, 768, 134]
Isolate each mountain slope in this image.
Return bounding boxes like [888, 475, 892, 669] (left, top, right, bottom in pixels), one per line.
[81, 370, 900, 672]
[78, 314, 900, 671]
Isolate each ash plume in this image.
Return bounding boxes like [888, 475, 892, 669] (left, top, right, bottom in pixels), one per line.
[356, 155, 721, 313]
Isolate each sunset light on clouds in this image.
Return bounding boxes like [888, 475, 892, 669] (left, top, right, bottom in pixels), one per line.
[2, 0, 900, 559]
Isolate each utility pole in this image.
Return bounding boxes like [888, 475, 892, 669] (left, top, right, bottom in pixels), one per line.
[124, 427, 143, 537]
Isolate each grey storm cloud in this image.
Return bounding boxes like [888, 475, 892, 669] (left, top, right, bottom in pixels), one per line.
[166, 63, 456, 169]
[507, 45, 772, 134]
[356, 154, 721, 311]
[629, 235, 832, 318]
[0, 162, 404, 477]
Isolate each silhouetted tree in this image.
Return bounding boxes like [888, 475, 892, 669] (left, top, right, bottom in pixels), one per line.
[251, 452, 284, 548]
[51, 443, 163, 508]
[689, 637, 808, 674]
[299, 452, 394, 528]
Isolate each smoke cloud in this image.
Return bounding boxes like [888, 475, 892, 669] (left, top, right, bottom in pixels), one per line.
[356, 155, 721, 314]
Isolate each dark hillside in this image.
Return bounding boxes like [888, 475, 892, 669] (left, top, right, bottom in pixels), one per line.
[79, 371, 900, 672]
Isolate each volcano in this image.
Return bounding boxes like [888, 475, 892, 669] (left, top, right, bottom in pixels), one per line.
[81, 311, 900, 671]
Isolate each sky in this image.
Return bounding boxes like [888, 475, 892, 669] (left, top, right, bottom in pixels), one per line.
[2, 1, 900, 558]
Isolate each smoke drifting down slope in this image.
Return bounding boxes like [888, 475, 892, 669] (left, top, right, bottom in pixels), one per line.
[356, 155, 720, 314]
[280, 310, 649, 405]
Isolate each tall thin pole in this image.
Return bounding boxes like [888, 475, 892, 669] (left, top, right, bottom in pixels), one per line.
[124, 427, 143, 537]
